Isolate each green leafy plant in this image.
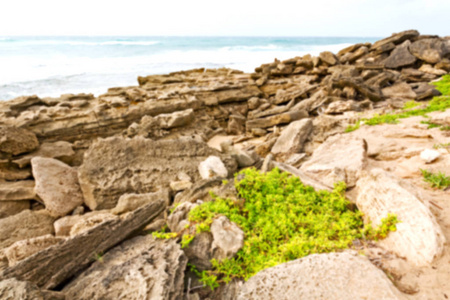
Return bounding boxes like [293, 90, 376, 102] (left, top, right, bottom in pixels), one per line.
[184, 168, 399, 288]
[421, 169, 450, 189]
[433, 143, 450, 149]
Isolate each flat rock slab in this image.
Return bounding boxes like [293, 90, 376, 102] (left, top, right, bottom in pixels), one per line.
[0, 199, 165, 289]
[0, 181, 36, 201]
[0, 210, 55, 250]
[246, 110, 308, 130]
[356, 169, 445, 266]
[300, 134, 368, 188]
[13, 141, 75, 168]
[384, 40, 417, 69]
[32, 157, 84, 217]
[62, 235, 187, 300]
[78, 136, 237, 210]
[237, 251, 405, 300]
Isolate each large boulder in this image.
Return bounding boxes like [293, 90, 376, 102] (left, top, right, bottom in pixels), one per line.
[409, 38, 449, 64]
[300, 134, 368, 188]
[237, 251, 405, 300]
[382, 82, 417, 100]
[356, 169, 445, 266]
[384, 40, 417, 69]
[0, 210, 54, 250]
[32, 157, 84, 217]
[0, 126, 39, 156]
[271, 119, 312, 160]
[62, 236, 187, 300]
[78, 137, 237, 210]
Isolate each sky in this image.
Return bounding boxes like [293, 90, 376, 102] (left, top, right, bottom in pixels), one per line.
[1, 0, 449, 37]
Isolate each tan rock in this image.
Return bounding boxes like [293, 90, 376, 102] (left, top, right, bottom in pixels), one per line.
[3, 235, 63, 267]
[199, 156, 228, 179]
[170, 181, 193, 192]
[356, 169, 445, 266]
[246, 110, 308, 129]
[0, 210, 54, 250]
[319, 51, 338, 65]
[54, 211, 112, 236]
[111, 191, 169, 215]
[430, 109, 450, 127]
[410, 38, 447, 64]
[237, 251, 406, 300]
[0, 201, 30, 219]
[384, 40, 417, 69]
[0, 181, 35, 201]
[32, 157, 84, 217]
[155, 108, 195, 129]
[382, 82, 417, 99]
[0, 126, 39, 155]
[13, 141, 75, 168]
[0, 278, 65, 300]
[69, 213, 118, 237]
[419, 64, 447, 76]
[300, 134, 368, 188]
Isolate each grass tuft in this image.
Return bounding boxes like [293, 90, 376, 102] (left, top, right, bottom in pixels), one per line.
[421, 169, 450, 190]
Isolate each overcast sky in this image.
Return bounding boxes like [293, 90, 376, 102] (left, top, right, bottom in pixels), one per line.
[1, 0, 449, 37]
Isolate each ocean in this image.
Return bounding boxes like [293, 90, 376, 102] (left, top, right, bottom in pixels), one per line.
[0, 36, 379, 101]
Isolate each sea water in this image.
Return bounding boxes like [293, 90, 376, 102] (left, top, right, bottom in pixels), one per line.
[0, 36, 379, 101]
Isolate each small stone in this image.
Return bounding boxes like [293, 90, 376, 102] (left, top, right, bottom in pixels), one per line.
[420, 149, 441, 163]
[170, 181, 193, 192]
[210, 216, 244, 262]
[111, 191, 169, 215]
[199, 156, 228, 179]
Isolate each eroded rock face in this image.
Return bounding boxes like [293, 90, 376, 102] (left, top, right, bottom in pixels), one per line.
[356, 169, 445, 266]
[111, 191, 169, 215]
[0, 181, 35, 201]
[0, 210, 54, 250]
[0, 278, 65, 300]
[300, 134, 368, 188]
[32, 157, 84, 217]
[237, 251, 405, 300]
[384, 40, 417, 69]
[0, 126, 39, 156]
[62, 236, 187, 300]
[3, 235, 63, 267]
[78, 137, 237, 210]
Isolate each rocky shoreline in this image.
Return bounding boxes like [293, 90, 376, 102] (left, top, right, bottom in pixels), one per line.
[0, 29, 449, 299]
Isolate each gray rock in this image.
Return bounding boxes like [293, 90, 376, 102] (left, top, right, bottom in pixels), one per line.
[237, 251, 406, 300]
[371, 29, 419, 50]
[271, 119, 312, 159]
[384, 40, 417, 69]
[0, 210, 54, 250]
[32, 157, 84, 217]
[62, 235, 187, 300]
[300, 134, 367, 188]
[0, 200, 165, 289]
[78, 137, 237, 210]
[410, 38, 447, 64]
[0, 126, 39, 156]
[198, 156, 228, 179]
[210, 216, 244, 262]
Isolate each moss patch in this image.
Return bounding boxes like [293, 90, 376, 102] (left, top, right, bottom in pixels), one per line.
[421, 169, 450, 190]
